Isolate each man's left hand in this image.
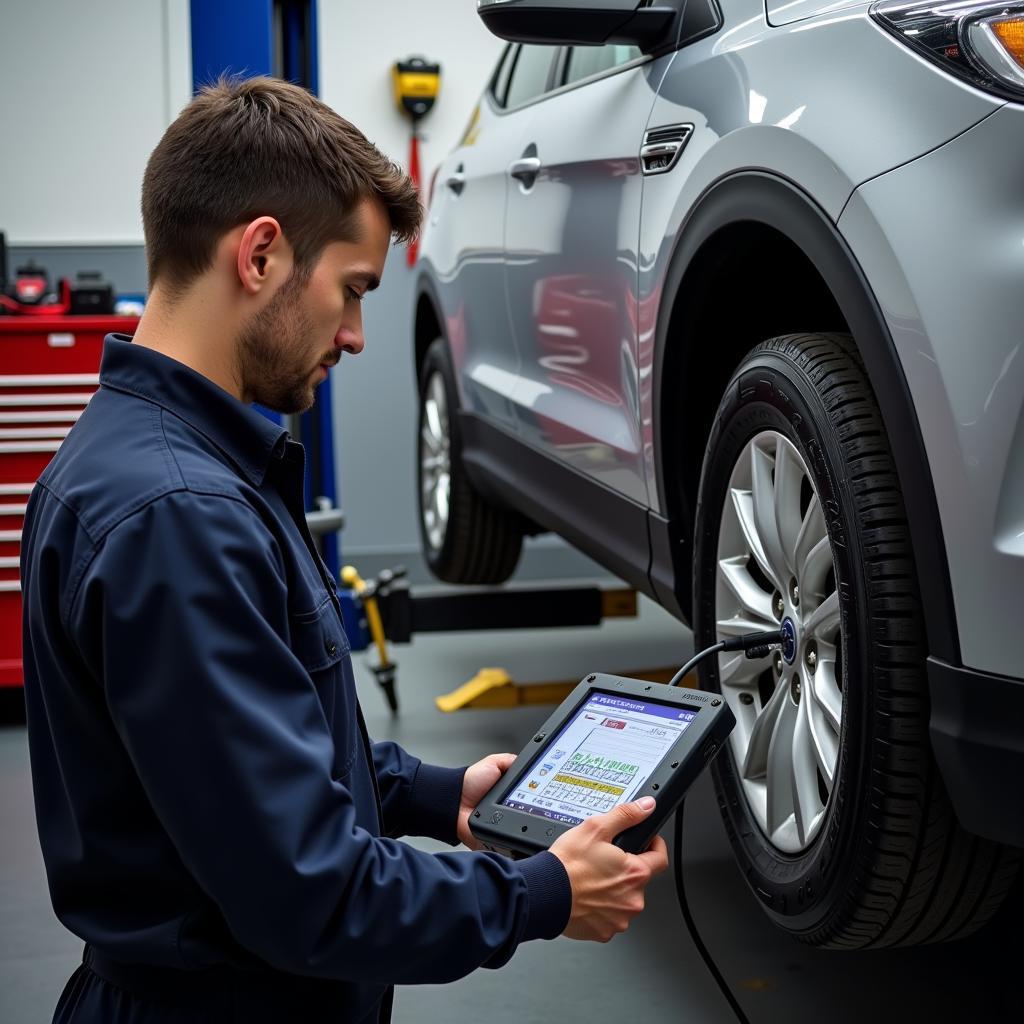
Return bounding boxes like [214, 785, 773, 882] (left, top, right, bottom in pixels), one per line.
[457, 752, 516, 849]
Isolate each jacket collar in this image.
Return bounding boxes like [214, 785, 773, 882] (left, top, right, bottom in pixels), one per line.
[99, 335, 288, 487]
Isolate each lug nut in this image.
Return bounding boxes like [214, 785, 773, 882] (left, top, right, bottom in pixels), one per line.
[773, 651, 784, 676]
[775, 594, 785, 618]
[790, 580, 800, 606]
[806, 648, 817, 673]
[790, 674, 802, 704]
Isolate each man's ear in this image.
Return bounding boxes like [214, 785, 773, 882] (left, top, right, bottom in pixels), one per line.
[236, 217, 293, 295]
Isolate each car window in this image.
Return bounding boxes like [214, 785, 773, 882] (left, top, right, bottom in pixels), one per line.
[504, 44, 560, 109]
[490, 44, 515, 108]
[563, 44, 642, 86]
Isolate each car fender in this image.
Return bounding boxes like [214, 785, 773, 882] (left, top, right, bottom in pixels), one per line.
[648, 171, 959, 664]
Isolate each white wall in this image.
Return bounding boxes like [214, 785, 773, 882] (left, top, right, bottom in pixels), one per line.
[0, 0, 192, 245]
[318, 0, 506, 560]
[317, 0, 505, 192]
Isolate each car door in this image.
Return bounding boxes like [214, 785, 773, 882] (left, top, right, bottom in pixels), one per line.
[503, 45, 664, 506]
[423, 43, 559, 430]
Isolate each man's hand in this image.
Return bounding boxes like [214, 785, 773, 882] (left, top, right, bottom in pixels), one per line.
[457, 752, 516, 849]
[548, 797, 669, 942]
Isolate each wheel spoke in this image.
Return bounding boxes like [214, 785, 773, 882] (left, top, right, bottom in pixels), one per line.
[806, 702, 838, 791]
[801, 536, 833, 599]
[717, 614, 775, 638]
[750, 444, 790, 588]
[791, 696, 826, 845]
[742, 677, 789, 782]
[764, 694, 798, 836]
[773, 439, 805, 577]
[435, 472, 450, 522]
[428, 372, 447, 410]
[717, 651, 749, 688]
[793, 494, 826, 585]
[420, 371, 452, 552]
[421, 421, 442, 457]
[423, 401, 443, 449]
[805, 590, 840, 641]
[718, 556, 775, 625]
[809, 659, 842, 733]
[730, 488, 780, 590]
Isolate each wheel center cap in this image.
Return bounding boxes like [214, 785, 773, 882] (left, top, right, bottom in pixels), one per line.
[781, 618, 798, 664]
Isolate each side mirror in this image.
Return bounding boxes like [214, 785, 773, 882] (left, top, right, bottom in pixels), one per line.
[477, 0, 678, 52]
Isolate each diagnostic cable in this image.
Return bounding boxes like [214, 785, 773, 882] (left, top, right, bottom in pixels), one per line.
[670, 628, 784, 1024]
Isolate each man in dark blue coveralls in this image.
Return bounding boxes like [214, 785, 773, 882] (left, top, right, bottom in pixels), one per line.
[19, 78, 669, 1023]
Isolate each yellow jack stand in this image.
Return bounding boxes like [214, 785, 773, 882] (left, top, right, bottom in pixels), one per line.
[435, 666, 698, 712]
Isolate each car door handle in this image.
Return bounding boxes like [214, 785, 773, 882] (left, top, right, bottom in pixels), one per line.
[509, 156, 542, 185]
[446, 166, 466, 195]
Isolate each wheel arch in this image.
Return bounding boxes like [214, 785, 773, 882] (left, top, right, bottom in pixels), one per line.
[651, 171, 959, 663]
[413, 272, 446, 382]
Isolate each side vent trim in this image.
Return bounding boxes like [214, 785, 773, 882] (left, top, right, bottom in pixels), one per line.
[640, 123, 693, 175]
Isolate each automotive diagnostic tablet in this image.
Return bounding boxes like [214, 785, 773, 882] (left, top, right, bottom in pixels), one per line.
[469, 673, 735, 858]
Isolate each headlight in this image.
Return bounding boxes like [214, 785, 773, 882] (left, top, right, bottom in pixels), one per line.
[871, 1, 1024, 101]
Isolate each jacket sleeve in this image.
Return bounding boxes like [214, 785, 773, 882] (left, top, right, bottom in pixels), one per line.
[371, 740, 466, 846]
[67, 491, 571, 983]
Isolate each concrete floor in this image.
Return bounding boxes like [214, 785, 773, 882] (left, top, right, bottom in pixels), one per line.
[1, 594, 1021, 1023]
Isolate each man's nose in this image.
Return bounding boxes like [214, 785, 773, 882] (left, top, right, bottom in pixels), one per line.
[336, 329, 364, 355]
[337, 304, 364, 355]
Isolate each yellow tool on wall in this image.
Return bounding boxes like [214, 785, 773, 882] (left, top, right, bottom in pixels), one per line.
[392, 56, 441, 266]
[392, 56, 441, 120]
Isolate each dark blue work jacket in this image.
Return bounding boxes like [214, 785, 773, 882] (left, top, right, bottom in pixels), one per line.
[21, 337, 570, 1023]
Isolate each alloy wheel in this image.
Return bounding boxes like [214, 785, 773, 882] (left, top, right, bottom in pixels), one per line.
[420, 371, 451, 551]
[715, 430, 843, 853]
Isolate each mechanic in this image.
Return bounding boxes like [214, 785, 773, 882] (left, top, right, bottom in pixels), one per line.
[20, 76, 669, 1024]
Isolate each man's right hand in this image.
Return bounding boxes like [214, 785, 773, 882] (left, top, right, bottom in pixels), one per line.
[548, 796, 669, 942]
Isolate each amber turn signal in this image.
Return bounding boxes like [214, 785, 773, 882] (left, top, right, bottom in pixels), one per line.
[992, 17, 1024, 66]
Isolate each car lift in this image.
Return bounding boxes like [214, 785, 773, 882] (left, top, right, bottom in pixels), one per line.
[337, 567, 695, 713]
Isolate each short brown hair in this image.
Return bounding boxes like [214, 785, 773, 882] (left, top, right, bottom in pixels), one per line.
[142, 76, 421, 294]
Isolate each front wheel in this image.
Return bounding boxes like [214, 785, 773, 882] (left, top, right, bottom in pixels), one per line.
[693, 332, 1018, 949]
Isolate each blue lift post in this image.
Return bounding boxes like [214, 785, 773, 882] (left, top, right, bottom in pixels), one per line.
[189, 0, 340, 578]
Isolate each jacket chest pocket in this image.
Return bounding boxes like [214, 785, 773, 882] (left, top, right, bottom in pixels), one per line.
[289, 597, 358, 780]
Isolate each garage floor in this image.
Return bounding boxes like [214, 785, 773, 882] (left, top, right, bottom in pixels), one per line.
[1, 594, 1020, 1023]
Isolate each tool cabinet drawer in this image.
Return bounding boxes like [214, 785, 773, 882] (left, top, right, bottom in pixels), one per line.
[0, 316, 137, 686]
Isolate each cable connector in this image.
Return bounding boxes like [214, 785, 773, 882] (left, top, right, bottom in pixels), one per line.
[721, 628, 785, 653]
[669, 628, 786, 688]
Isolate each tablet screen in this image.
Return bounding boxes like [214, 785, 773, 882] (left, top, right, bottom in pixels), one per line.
[501, 691, 699, 826]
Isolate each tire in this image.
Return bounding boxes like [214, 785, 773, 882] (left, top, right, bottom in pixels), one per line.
[417, 338, 523, 584]
[693, 332, 1020, 949]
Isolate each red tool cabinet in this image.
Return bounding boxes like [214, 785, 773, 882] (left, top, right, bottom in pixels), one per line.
[0, 315, 138, 687]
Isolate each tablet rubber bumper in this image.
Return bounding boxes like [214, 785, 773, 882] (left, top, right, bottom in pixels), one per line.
[928, 657, 1024, 847]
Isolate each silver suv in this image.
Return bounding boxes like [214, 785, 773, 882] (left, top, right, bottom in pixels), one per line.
[412, 0, 1024, 949]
